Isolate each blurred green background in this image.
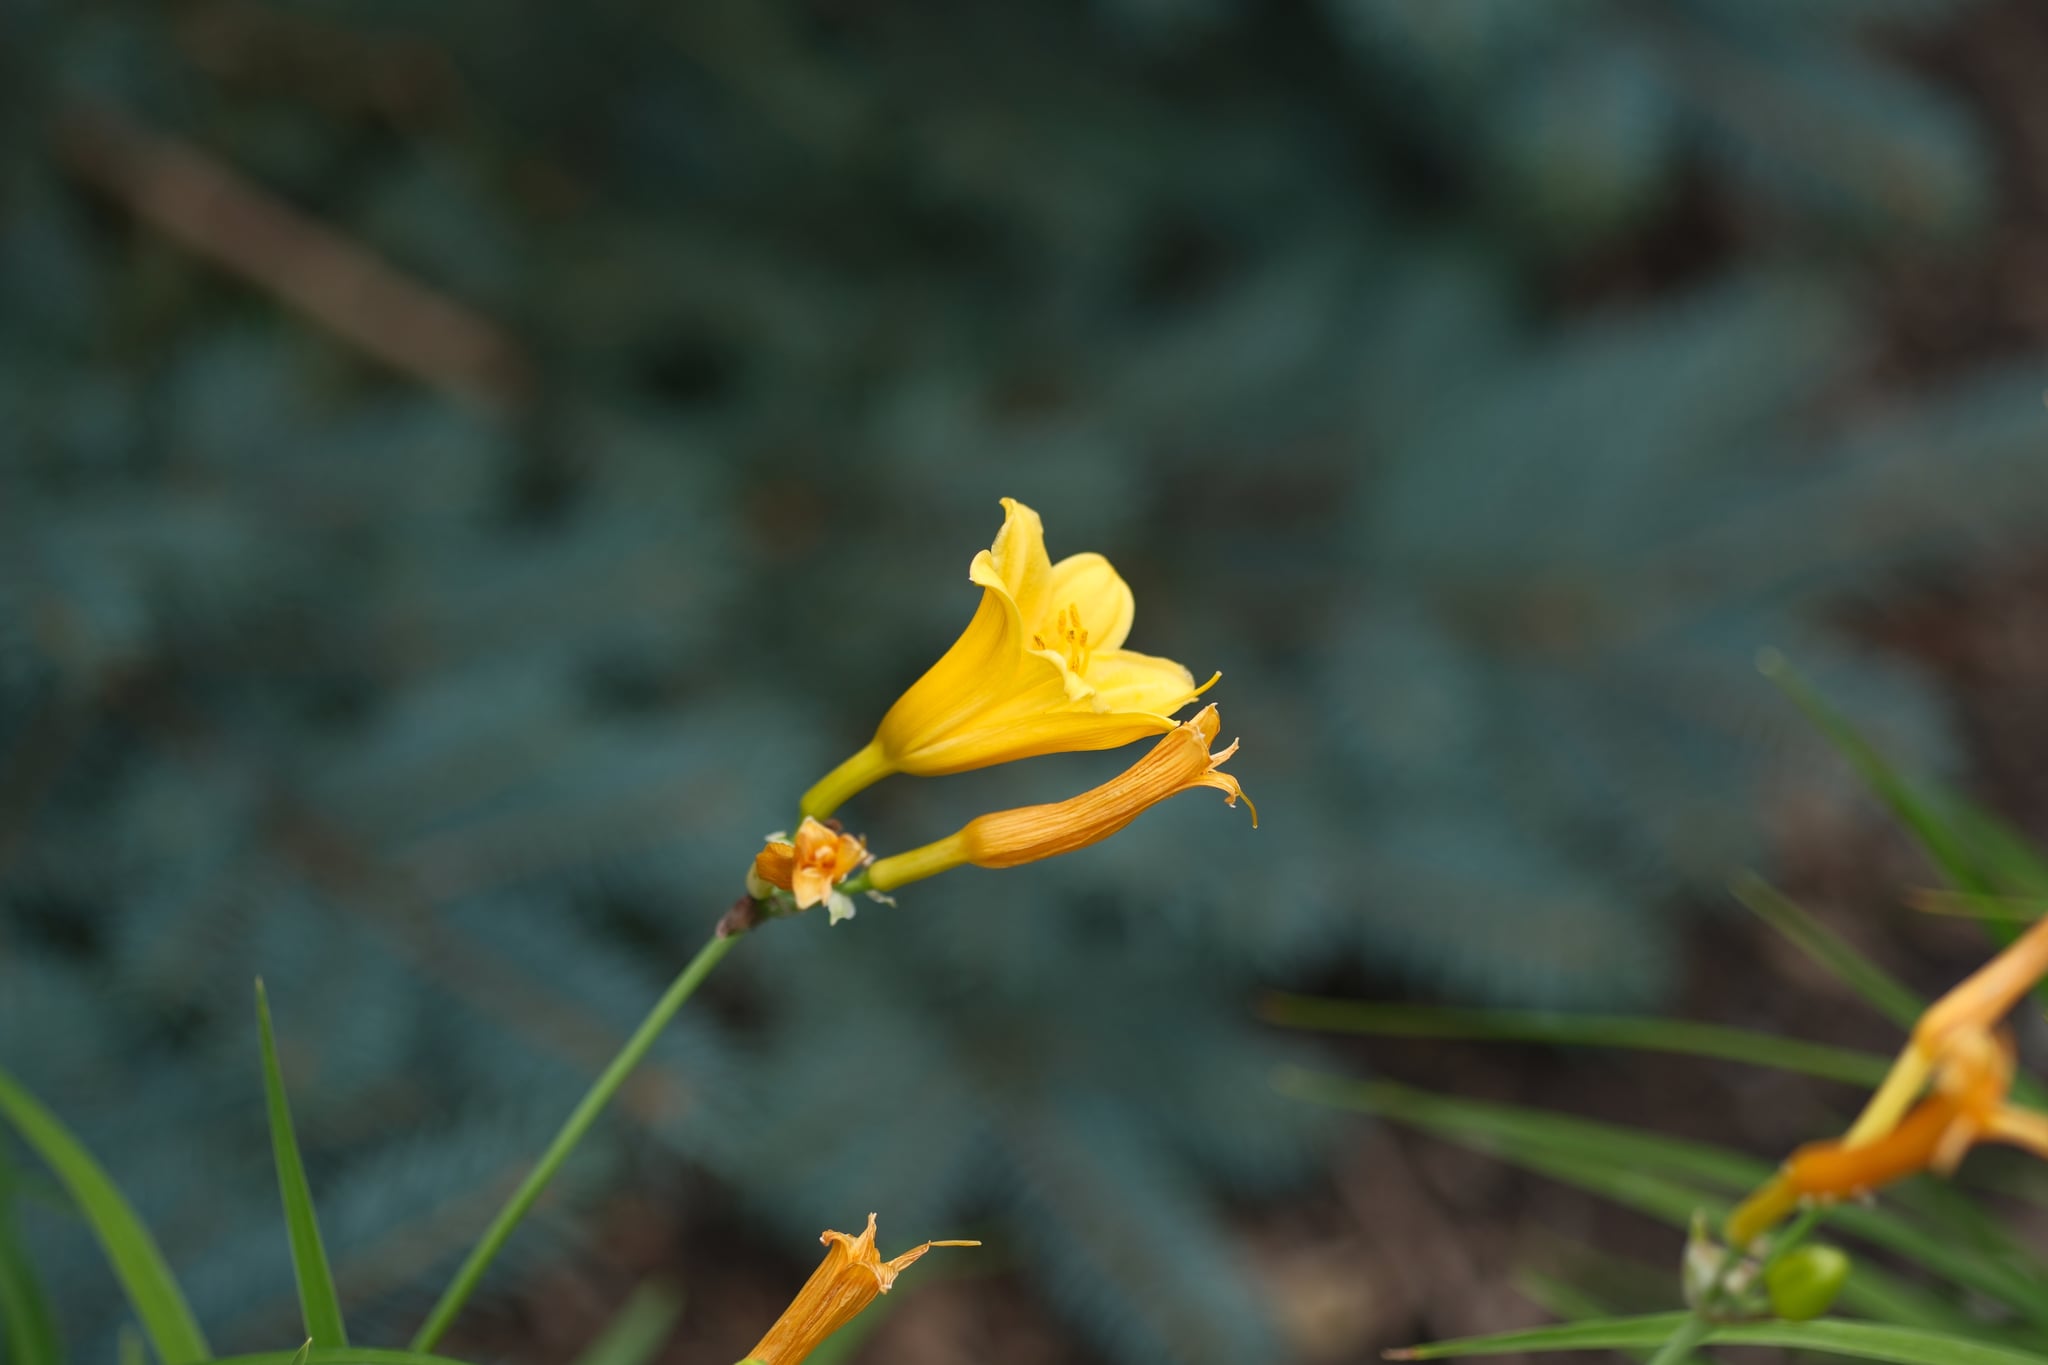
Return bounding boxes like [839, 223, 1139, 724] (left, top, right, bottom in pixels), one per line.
[5, 1, 2048, 1361]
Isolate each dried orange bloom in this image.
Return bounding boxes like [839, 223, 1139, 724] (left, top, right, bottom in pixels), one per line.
[864, 703, 1252, 892]
[1843, 911, 2048, 1148]
[1724, 913, 2048, 1247]
[799, 498, 1214, 819]
[748, 817, 872, 924]
[1726, 1027, 2045, 1244]
[743, 1213, 977, 1365]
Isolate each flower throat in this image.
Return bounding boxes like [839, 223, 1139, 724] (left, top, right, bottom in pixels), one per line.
[1033, 602, 1093, 675]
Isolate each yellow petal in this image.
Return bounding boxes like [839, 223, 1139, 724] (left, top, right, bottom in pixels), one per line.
[902, 705, 1179, 776]
[983, 497, 1052, 628]
[1044, 552, 1135, 652]
[1916, 913, 2048, 1051]
[1084, 648, 1203, 715]
[802, 497, 1214, 804]
[1986, 1106, 2048, 1160]
[869, 590, 1033, 765]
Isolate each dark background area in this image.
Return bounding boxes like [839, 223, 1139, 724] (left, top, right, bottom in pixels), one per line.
[6, 1, 2048, 1361]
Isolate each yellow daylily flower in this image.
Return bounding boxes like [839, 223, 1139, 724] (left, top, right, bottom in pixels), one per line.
[800, 498, 1214, 818]
[864, 703, 1252, 892]
[743, 1213, 977, 1365]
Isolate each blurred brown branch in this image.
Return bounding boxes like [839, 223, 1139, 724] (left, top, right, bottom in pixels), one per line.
[54, 104, 532, 414]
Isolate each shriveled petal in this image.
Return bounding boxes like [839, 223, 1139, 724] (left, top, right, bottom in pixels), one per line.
[1785, 1095, 1965, 1198]
[753, 843, 796, 890]
[1986, 1106, 2048, 1159]
[747, 1214, 971, 1365]
[1917, 914, 2048, 1050]
[1043, 552, 1135, 652]
[956, 703, 1250, 869]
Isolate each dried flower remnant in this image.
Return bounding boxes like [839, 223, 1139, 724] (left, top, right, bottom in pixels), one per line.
[742, 1213, 977, 1365]
[748, 817, 872, 924]
[800, 498, 1214, 818]
[1725, 914, 2048, 1247]
[865, 703, 1252, 892]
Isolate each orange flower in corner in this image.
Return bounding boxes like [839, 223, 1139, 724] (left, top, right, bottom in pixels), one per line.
[743, 1214, 977, 1365]
[1727, 1027, 2048, 1245]
[799, 498, 1214, 819]
[1725, 911, 2048, 1247]
[864, 703, 1252, 892]
[748, 818, 872, 924]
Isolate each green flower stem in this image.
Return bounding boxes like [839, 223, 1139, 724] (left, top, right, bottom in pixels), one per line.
[409, 931, 740, 1352]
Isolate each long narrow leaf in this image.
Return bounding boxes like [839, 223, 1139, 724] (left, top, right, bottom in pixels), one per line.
[1275, 1070, 1768, 1188]
[255, 981, 348, 1347]
[1761, 651, 1988, 897]
[570, 1284, 682, 1365]
[1391, 1310, 2048, 1364]
[0, 1161, 63, 1365]
[205, 1352, 474, 1365]
[0, 1065, 209, 1364]
[1508, 1146, 1986, 1335]
[1277, 1070, 2047, 1331]
[1731, 874, 1923, 1028]
[1511, 1274, 1702, 1365]
[1763, 656, 2048, 1037]
[1260, 996, 1890, 1085]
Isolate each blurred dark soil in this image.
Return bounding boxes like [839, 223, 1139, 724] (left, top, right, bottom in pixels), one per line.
[456, 3, 2048, 1362]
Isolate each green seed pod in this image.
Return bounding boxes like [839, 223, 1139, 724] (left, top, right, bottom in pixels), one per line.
[1766, 1244, 1851, 1321]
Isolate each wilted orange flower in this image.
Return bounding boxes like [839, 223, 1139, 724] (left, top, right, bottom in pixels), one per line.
[748, 817, 871, 924]
[799, 498, 1213, 819]
[864, 703, 1252, 892]
[1727, 1028, 2048, 1245]
[1725, 911, 2048, 1247]
[1842, 909, 2048, 1148]
[743, 1214, 977, 1365]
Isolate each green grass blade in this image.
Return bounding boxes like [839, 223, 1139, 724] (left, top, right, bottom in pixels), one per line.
[1760, 651, 1988, 897]
[205, 1352, 475, 1365]
[0, 1065, 210, 1364]
[570, 1284, 682, 1365]
[118, 1328, 145, 1365]
[1909, 890, 2048, 923]
[1392, 1311, 2048, 1363]
[1513, 1273, 1703, 1365]
[1502, 1147, 1982, 1334]
[256, 980, 348, 1347]
[1948, 807, 2048, 898]
[0, 1165, 63, 1365]
[1260, 995, 1891, 1086]
[1274, 1069, 1767, 1188]
[1764, 655, 2048, 1036]
[1276, 1070, 2047, 1332]
[410, 932, 738, 1352]
[1731, 874, 1924, 1028]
